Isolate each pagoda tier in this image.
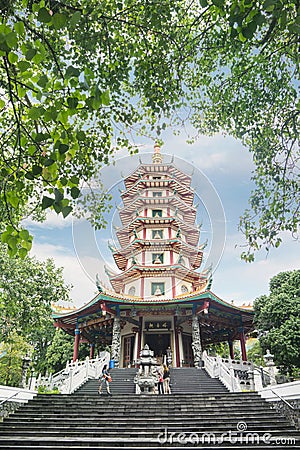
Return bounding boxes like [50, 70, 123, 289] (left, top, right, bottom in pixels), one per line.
[124, 162, 192, 191]
[116, 216, 201, 248]
[121, 178, 195, 207]
[118, 195, 197, 227]
[108, 264, 209, 294]
[111, 238, 206, 271]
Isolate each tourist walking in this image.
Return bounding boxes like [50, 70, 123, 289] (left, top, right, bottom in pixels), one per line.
[98, 366, 112, 395]
[157, 365, 164, 395]
[163, 364, 171, 394]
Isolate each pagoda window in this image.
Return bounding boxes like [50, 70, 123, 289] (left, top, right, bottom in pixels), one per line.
[153, 191, 162, 197]
[152, 230, 163, 239]
[152, 253, 164, 264]
[151, 282, 165, 296]
[153, 176, 161, 180]
[152, 209, 162, 217]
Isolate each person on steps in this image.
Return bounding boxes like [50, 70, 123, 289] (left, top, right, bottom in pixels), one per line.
[157, 365, 164, 395]
[98, 365, 112, 395]
[163, 364, 171, 394]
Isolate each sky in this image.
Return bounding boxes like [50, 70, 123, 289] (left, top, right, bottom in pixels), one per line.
[25, 129, 299, 308]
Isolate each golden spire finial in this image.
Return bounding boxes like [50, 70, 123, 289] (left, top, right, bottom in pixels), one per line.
[152, 142, 163, 164]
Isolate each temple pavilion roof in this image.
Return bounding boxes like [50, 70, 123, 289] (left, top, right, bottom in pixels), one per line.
[52, 288, 254, 343]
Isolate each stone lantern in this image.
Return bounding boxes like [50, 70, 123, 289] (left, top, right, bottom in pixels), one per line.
[134, 345, 158, 393]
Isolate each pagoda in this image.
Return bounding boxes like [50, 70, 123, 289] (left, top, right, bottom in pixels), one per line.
[53, 144, 254, 367]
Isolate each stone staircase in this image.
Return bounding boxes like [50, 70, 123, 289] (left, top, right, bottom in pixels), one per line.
[0, 369, 299, 449]
[73, 368, 137, 395]
[170, 367, 228, 394]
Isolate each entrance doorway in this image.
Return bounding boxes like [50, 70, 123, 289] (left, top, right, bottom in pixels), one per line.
[123, 335, 135, 367]
[182, 334, 193, 366]
[144, 333, 171, 359]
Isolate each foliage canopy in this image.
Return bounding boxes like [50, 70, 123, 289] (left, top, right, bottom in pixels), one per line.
[0, 243, 71, 377]
[254, 270, 300, 374]
[0, 0, 299, 259]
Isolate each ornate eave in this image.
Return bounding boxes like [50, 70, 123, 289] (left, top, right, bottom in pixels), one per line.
[121, 178, 195, 207]
[116, 216, 200, 247]
[108, 264, 209, 293]
[112, 238, 204, 271]
[124, 162, 192, 191]
[119, 195, 196, 227]
[53, 289, 254, 341]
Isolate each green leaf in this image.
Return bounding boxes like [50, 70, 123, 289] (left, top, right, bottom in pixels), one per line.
[5, 32, 17, 49]
[26, 48, 37, 60]
[52, 13, 67, 30]
[8, 52, 18, 64]
[44, 158, 55, 167]
[62, 206, 72, 218]
[18, 247, 28, 258]
[199, 0, 208, 6]
[238, 31, 247, 42]
[53, 203, 62, 213]
[101, 89, 110, 106]
[70, 11, 81, 28]
[37, 75, 48, 87]
[54, 188, 64, 203]
[42, 196, 55, 209]
[28, 107, 43, 120]
[71, 186, 80, 199]
[32, 165, 42, 175]
[18, 60, 30, 72]
[6, 191, 19, 208]
[7, 236, 17, 250]
[19, 229, 30, 240]
[14, 21, 25, 36]
[70, 176, 79, 185]
[76, 130, 86, 141]
[67, 97, 79, 109]
[58, 143, 69, 154]
[37, 7, 52, 24]
[0, 99, 5, 109]
[212, 0, 224, 7]
[65, 66, 80, 79]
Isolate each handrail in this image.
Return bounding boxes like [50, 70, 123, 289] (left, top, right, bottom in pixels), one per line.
[0, 392, 19, 406]
[267, 388, 295, 410]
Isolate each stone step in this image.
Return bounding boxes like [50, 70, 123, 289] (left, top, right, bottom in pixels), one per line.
[0, 418, 294, 430]
[0, 438, 299, 449]
[1, 368, 298, 448]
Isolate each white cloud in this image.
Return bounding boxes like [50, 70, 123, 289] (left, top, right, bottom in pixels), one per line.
[23, 210, 77, 230]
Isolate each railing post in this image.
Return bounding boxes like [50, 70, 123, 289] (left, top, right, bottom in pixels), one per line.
[68, 368, 73, 395]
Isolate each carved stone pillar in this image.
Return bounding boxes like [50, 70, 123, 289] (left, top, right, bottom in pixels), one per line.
[191, 314, 202, 367]
[111, 317, 121, 368]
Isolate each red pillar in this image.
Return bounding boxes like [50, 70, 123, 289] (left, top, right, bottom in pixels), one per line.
[239, 330, 247, 361]
[73, 329, 80, 362]
[174, 316, 181, 367]
[136, 317, 143, 365]
[228, 340, 234, 360]
[89, 343, 95, 359]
